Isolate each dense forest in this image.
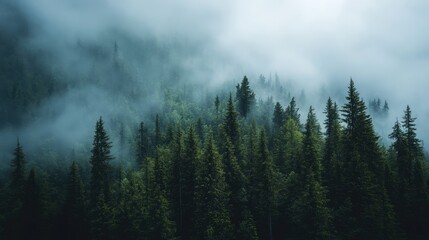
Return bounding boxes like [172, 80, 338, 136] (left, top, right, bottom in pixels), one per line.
[1, 75, 429, 240]
[2, 1, 429, 239]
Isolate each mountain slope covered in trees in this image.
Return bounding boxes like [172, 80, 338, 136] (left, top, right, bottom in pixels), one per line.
[1, 76, 429, 240]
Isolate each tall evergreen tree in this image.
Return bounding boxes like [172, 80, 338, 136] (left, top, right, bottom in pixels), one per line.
[194, 134, 232, 240]
[62, 161, 88, 240]
[215, 95, 220, 115]
[180, 126, 200, 240]
[294, 107, 331, 239]
[90, 117, 113, 204]
[251, 129, 276, 240]
[284, 97, 300, 124]
[223, 93, 240, 156]
[171, 129, 185, 238]
[22, 168, 44, 239]
[340, 79, 396, 239]
[155, 114, 162, 148]
[272, 102, 284, 131]
[236, 76, 256, 118]
[137, 121, 148, 168]
[223, 137, 249, 238]
[9, 139, 26, 201]
[151, 148, 176, 240]
[322, 97, 342, 207]
[390, 106, 429, 237]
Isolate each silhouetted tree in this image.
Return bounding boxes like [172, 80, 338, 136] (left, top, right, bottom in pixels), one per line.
[236, 76, 255, 118]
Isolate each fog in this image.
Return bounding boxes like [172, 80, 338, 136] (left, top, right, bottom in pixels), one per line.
[1, 0, 429, 165]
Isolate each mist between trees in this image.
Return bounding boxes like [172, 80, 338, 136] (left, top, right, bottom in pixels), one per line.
[1, 77, 429, 240]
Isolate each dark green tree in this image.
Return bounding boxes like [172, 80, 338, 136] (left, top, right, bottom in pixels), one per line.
[294, 107, 331, 239]
[284, 97, 300, 124]
[194, 134, 232, 240]
[137, 121, 148, 168]
[90, 117, 113, 204]
[223, 93, 240, 156]
[251, 129, 276, 240]
[322, 97, 342, 207]
[340, 79, 396, 239]
[236, 76, 256, 118]
[22, 168, 44, 239]
[62, 161, 88, 240]
[223, 137, 249, 237]
[154, 114, 162, 148]
[181, 126, 200, 240]
[9, 139, 26, 200]
[390, 106, 429, 238]
[215, 95, 220, 114]
[151, 148, 176, 240]
[272, 102, 284, 131]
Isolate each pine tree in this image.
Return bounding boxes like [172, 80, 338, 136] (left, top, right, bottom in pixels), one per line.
[62, 161, 88, 240]
[236, 76, 256, 118]
[322, 98, 342, 207]
[295, 107, 331, 239]
[9, 139, 26, 200]
[223, 137, 248, 237]
[90, 117, 113, 204]
[22, 168, 43, 239]
[215, 95, 220, 114]
[194, 134, 232, 240]
[340, 79, 396, 239]
[274, 118, 302, 175]
[272, 102, 284, 131]
[155, 114, 162, 148]
[390, 106, 429, 237]
[251, 129, 276, 240]
[284, 97, 300, 124]
[151, 148, 176, 240]
[181, 126, 200, 240]
[171, 129, 185, 238]
[223, 93, 240, 156]
[137, 121, 148, 168]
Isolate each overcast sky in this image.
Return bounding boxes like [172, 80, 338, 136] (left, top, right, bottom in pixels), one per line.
[3, 0, 429, 148]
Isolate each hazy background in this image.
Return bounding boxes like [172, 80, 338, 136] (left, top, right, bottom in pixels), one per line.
[1, 0, 429, 164]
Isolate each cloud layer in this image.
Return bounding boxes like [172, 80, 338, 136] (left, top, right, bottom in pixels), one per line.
[1, 0, 429, 157]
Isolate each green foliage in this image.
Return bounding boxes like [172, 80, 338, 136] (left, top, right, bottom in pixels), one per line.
[90, 117, 114, 204]
[2, 76, 429, 240]
[236, 76, 256, 118]
[223, 93, 241, 157]
[9, 139, 26, 200]
[62, 161, 88, 240]
[194, 134, 232, 240]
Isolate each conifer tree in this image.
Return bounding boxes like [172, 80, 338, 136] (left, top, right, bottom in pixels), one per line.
[9, 139, 26, 200]
[223, 93, 240, 156]
[90, 117, 113, 204]
[340, 79, 396, 239]
[171, 129, 185, 237]
[251, 129, 276, 240]
[22, 168, 43, 239]
[390, 106, 429, 237]
[284, 97, 300, 124]
[223, 137, 248, 237]
[63, 161, 88, 240]
[295, 107, 331, 239]
[151, 148, 176, 240]
[323, 97, 342, 207]
[155, 114, 162, 148]
[215, 95, 220, 114]
[194, 134, 232, 240]
[181, 126, 199, 240]
[236, 76, 255, 118]
[272, 102, 284, 131]
[137, 121, 148, 168]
